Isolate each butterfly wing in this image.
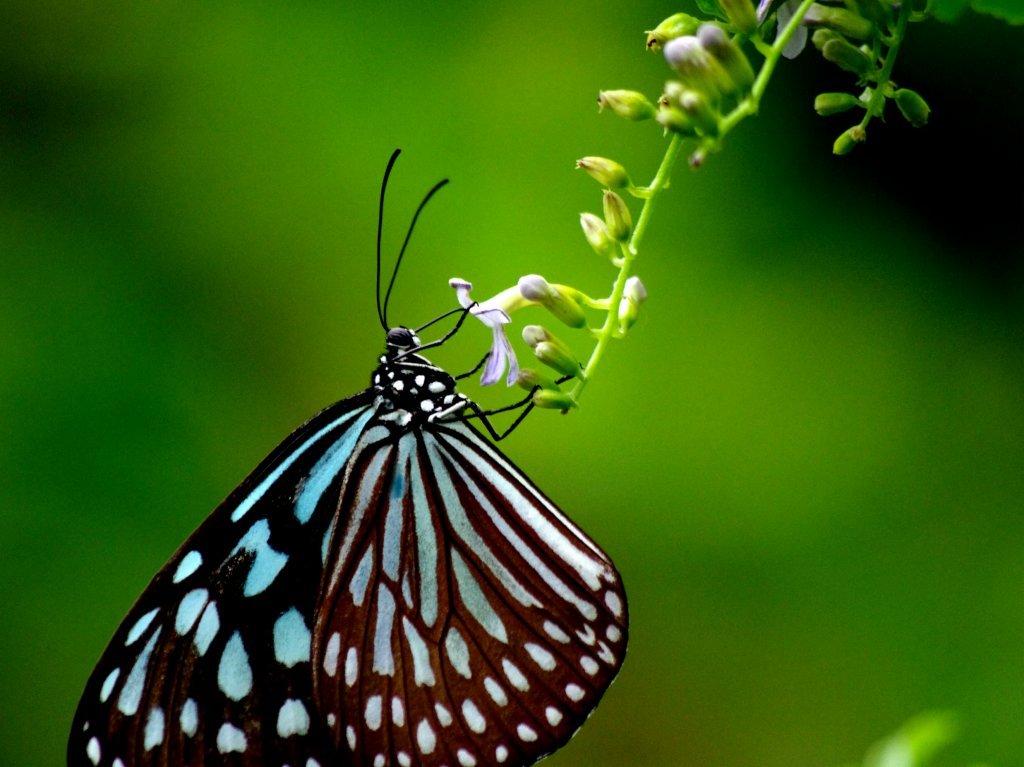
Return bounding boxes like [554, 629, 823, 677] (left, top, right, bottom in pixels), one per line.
[314, 419, 628, 767]
[68, 393, 377, 767]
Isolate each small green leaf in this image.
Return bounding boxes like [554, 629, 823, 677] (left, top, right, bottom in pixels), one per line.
[970, 0, 1024, 23]
[932, 0, 1024, 22]
[863, 711, 959, 767]
[695, 0, 728, 21]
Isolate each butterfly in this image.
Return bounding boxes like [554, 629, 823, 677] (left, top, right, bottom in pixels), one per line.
[68, 150, 627, 767]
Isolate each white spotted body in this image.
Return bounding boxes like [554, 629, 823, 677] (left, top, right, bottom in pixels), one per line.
[69, 330, 627, 767]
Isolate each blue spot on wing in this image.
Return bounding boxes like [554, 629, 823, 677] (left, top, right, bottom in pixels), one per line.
[294, 407, 376, 524]
[391, 471, 405, 499]
[232, 519, 288, 596]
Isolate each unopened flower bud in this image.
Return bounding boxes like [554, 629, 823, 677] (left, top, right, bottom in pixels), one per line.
[833, 125, 865, 155]
[646, 12, 702, 50]
[602, 191, 633, 243]
[811, 28, 841, 51]
[803, 4, 876, 41]
[532, 389, 578, 412]
[515, 368, 559, 392]
[697, 24, 755, 94]
[852, 0, 893, 26]
[598, 90, 657, 121]
[618, 276, 648, 332]
[894, 88, 930, 128]
[579, 213, 618, 260]
[521, 324, 550, 348]
[656, 103, 696, 136]
[521, 325, 583, 379]
[518, 275, 587, 328]
[719, 0, 759, 35]
[814, 92, 862, 116]
[822, 38, 874, 75]
[575, 157, 630, 189]
[678, 89, 720, 136]
[663, 36, 730, 99]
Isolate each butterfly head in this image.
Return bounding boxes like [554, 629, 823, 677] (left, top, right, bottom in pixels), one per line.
[384, 326, 421, 352]
[373, 327, 468, 425]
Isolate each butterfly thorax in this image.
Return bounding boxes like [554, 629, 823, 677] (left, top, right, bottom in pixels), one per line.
[371, 327, 469, 426]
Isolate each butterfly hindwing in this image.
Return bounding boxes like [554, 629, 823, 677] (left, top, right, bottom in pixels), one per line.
[69, 394, 377, 767]
[313, 419, 628, 767]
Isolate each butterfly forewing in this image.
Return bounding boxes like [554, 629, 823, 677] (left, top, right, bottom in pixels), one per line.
[69, 395, 376, 767]
[314, 420, 628, 767]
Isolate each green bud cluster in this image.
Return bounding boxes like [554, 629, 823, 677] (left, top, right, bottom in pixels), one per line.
[514, 326, 583, 412]
[655, 24, 756, 139]
[806, 0, 931, 154]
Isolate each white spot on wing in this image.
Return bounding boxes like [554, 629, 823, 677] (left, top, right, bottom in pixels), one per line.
[525, 642, 556, 671]
[566, 683, 585, 701]
[373, 585, 397, 675]
[194, 601, 219, 656]
[173, 550, 203, 583]
[435, 702, 453, 726]
[484, 676, 507, 706]
[502, 658, 529, 691]
[144, 707, 165, 750]
[398, 753, 412, 767]
[416, 719, 436, 754]
[125, 608, 158, 646]
[581, 655, 599, 675]
[273, 608, 311, 667]
[403, 616, 435, 686]
[216, 722, 247, 753]
[347, 725, 357, 750]
[445, 627, 472, 678]
[86, 737, 100, 765]
[517, 723, 538, 741]
[175, 589, 209, 635]
[605, 590, 623, 616]
[496, 745, 509, 763]
[118, 628, 160, 716]
[546, 706, 563, 725]
[277, 699, 311, 737]
[365, 695, 382, 731]
[324, 632, 340, 677]
[217, 631, 253, 701]
[462, 699, 486, 733]
[99, 668, 119, 703]
[543, 620, 571, 644]
[451, 550, 508, 643]
[180, 698, 198, 737]
[392, 696, 405, 727]
[458, 749, 478, 766]
[606, 625, 622, 643]
[345, 645, 358, 687]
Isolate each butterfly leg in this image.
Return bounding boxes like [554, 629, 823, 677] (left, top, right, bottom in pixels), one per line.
[461, 373, 574, 440]
[455, 352, 490, 380]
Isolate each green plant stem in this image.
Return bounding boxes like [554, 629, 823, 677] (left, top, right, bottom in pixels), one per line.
[718, 0, 817, 136]
[858, 0, 911, 134]
[570, 133, 684, 402]
[568, 3, 817, 406]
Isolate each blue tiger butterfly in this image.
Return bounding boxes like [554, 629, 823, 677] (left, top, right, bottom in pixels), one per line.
[68, 150, 627, 767]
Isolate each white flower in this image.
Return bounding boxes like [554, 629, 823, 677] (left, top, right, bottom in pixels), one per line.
[449, 278, 522, 386]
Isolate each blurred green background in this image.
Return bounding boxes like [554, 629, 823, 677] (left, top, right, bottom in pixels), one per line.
[2, 1, 1021, 766]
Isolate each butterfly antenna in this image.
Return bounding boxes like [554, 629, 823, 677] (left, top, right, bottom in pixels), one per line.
[381, 176, 450, 329]
[376, 149, 402, 333]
